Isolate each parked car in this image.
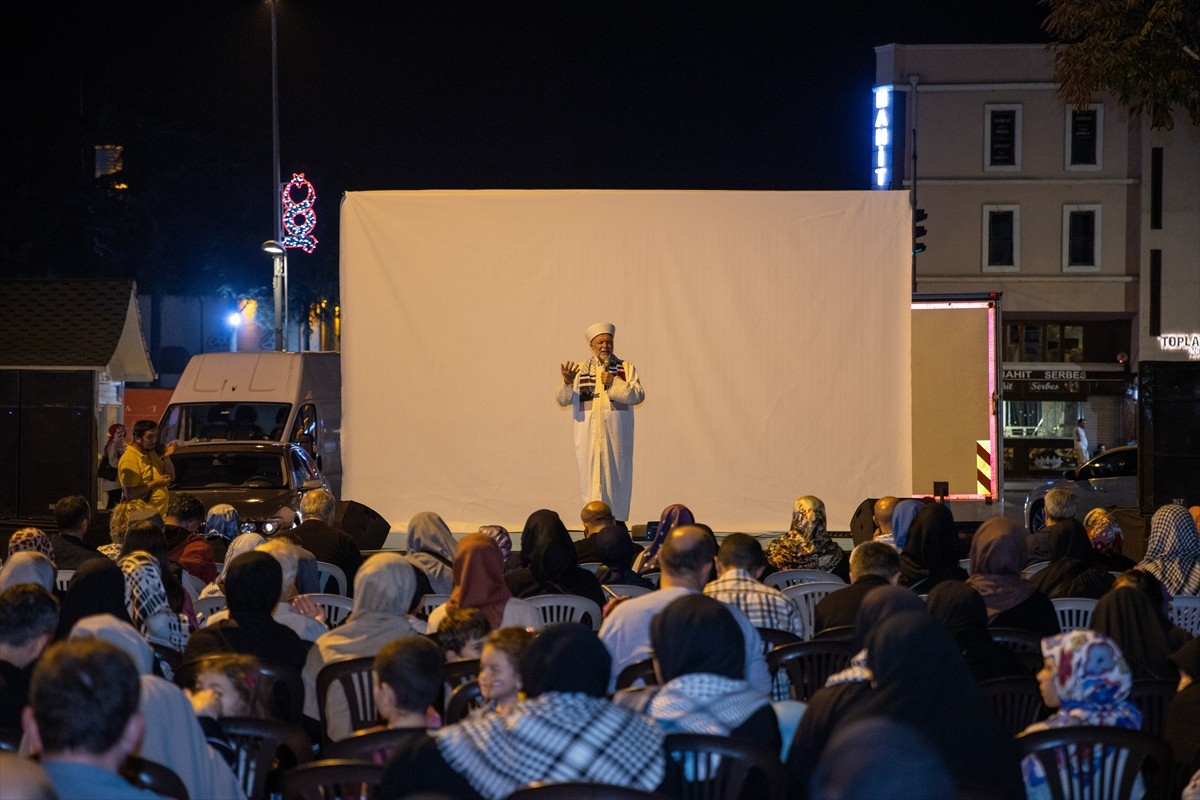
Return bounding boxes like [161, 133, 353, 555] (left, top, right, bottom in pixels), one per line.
[1024, 445, 1138, 533]
[166, 441, 330, 535]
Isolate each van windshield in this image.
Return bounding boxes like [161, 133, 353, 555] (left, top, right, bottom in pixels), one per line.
[160, 403, 291, 443]
[171, 452, 288, 489]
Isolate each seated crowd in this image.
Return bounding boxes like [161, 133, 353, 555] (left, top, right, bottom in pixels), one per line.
[0, 484, 1198, 800]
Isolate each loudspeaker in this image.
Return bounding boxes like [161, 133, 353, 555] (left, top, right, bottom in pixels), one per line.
[333, 500, 391, 551]
[1138, 361, 1200, 513]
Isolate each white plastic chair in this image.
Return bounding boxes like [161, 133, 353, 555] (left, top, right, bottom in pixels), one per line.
[578, 562, 602, 574]
[315, 561, 347, 595]
[55, 569, 75, 592]
[527, 594, 604, 631]
[602, 583, 654, 599]
[764, 569, 846, 590]
[297, 593, 354, 627]
[421, 593, 451, 617]
[1021, 561, 1051, 579]
[958, 558, 972, 575]
[193, 595, 228, 619]
[180, 570, 206, 604]
[1169, 595, 1200, 637]
[780, 581, 846, 641]
[1051, 596, 1098, 631]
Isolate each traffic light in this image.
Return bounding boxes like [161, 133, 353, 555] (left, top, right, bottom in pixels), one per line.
[913, 207, 928, 254]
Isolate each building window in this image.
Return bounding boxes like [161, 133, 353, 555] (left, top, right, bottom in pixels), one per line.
[982, 204, 1020, 271]
[1062, 204, 1101, 271]
[1065, 104, 1103, 169]
[985, 104, 1021, 171]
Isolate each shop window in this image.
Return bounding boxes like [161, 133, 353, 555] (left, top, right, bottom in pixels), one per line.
[983, 205, 1019, 271]
[1063, 205, 1101, 271]
[985, 104, 1021, 171]
[1065, 105, 1102, 169]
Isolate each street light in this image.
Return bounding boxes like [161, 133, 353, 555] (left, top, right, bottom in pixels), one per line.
[262, 239, 287, 351]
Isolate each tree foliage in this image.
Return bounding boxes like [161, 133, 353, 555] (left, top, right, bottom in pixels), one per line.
[1042, 0, 1200, 128]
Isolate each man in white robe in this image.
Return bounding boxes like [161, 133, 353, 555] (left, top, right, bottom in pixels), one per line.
[557, 322, 645, 522]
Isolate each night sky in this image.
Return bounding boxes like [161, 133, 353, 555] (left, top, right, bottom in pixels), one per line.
[4, 1, 1050, 299]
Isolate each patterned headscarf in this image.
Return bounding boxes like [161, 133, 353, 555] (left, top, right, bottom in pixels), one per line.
[479, 525, 512, 561]
[766, 496, 844, 573]
[1083, 508, 1124, 556]
[205, 504, 240, 542]
[642, 504, 696, 569]
[1035, 630, 1141, 729]
[119, 550, 187, 652]
[1138, 503, 1200, 596]
[7, 528, 55, 567]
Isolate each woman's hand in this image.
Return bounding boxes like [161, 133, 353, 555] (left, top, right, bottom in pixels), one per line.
[292, 594, 328, 626]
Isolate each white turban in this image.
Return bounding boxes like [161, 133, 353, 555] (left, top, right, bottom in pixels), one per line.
[586, 322, 615, 344]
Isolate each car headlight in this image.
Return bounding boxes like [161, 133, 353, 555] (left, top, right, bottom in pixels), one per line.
[262, 517, 285, 535]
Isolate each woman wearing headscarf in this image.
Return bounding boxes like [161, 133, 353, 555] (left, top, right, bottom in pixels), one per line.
[966, 516, 1059, 637]
[480, 525, 520, 575]
[1030, 519, 1114, 599]
[428, 533, 541, 634]
[1020, 630, 1143, 800]
[506, 509, 606, 608]
[1083, 508, 1136, 572]
[765, 496, 849, 581]
[1112, 568, 1194, 650]
[6, 528, 55, 567]
[1165, 638, 1200, 776]
[203, 503, 240, 563]
[380, 624, 666, 800]
[199, 531, 264, 599]
[302, 554, 420, 741]
[1138, 503, 1200, 597]
[1091, 585, 1179, 682]
[787, 586, 927, 795]
[633, 503, 695, 574]
[640, 595, 779, 752]
[810, 718, 954, 800]
[843, 611, 1024, 799]
[593, 524, 655, 589]
[54, 558, 131, 640]
[888, 498, 923, 552]
[926, 580, 1026, 680]
[0, 552, 55, 593]
[99, 423, 126, 509]
[119, 550, 188, 654]
[182, 550, 310, 673]
[897, 503, 966, 593]
[404, 511, 459, 598]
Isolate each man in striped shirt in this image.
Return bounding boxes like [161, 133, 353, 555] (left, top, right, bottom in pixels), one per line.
[704, 534, 805, 638]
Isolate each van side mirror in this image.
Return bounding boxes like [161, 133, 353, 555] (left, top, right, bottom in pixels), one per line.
[301, 478, 325, 491]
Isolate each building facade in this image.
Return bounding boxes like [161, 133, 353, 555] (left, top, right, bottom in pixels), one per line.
[874, 43, 1200, 479]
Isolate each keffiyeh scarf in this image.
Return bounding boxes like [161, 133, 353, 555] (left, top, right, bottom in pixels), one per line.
[119, 551, 188, 652]
[825, 648, 872, 687]
[1139, 504, 1200, 596]
[437, 692, 664, 800]
[647, 673, 768, 735]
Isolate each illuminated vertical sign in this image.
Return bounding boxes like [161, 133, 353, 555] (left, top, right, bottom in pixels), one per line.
[281, 173, 318, 253]
[872, 86, 893, 189]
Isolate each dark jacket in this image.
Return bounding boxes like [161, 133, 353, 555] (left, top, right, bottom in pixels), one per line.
[813, 574, 892, 634]
[293, 519, 364, 596]
[47, 533, 106, 570]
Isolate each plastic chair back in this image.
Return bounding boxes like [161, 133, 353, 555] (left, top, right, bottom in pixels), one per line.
[120, 755, 189, 800]
[603, 583, 654, 598]
[1016, 724, 1173, 800]
[55, 569, 75, 592]
[766, 640, 856, 703]
[663, 733, 786, 800]
[1169, 595, 1200, 637]
[579, 562, 603, 574]
[763, 569, 845, 590]
[193, 595, 228, 620]
[315, 656, 378, 750]
[180, 570, 206, 603]
[1021, 560, 1051, 579]
[440, 658, 481, 716]
[278, 759, 384, 800]
[315, 561, 348, 595]
[977, 675, 1047, 737]
[1127, 679, 1175, 737]
[297, 593, 353, 627]
[444, 679, 485, 723]
[421, 593, 451, 617]
[779, 581, 846, 642]
[527, 594, 603, 631]
[1050, 597, 1098, 631]
[326, 728, 411, 765]
[218, 716, 312, 800]
[615, 657, 658, 690]
[989, 627, 1045, 676]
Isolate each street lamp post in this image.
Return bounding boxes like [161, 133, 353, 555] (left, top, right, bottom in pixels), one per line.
[268, 0, 287, 351]
[262, 240, 286, 351]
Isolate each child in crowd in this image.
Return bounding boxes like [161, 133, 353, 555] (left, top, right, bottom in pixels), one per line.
[477, 627, 535, 716]
[433, 607, 491, 662]
[372, 636, 445, 733]
[185, 653, 264, 763]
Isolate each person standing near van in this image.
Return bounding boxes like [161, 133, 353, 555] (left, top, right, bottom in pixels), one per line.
[1072, 418, 1089, 467]
[118, 419, 175, 517]
[557, 322, 645, 524]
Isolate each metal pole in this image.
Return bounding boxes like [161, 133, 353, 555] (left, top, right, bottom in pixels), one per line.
[270, 0, 287, 351]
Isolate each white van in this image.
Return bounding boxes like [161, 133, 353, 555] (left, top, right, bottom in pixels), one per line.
[158, 352, 342, 495]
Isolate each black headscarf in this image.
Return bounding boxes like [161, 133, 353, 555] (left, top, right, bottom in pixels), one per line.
[55, 558, 131, 640]
[811, 718, 954, 800]
[520, 623, 610, 698]
[852, 585, 926, 650]
[225, 551, 283, 625]
[847, 611, 1024, 798]
[650, 594, 744, 682]
[898, 504, 965, 591]
[509, 510, 606, 608]
[1092, 586, 1179, 682]
[595, 524, 636, 571]
[926, 580, 1022, 680]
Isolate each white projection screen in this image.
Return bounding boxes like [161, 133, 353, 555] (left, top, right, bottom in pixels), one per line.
[341, 190, 913, 535]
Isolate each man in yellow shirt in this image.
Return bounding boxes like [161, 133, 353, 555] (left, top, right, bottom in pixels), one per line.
[118, 419, 175, 516]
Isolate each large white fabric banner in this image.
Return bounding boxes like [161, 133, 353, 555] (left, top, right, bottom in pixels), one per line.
[341, 190, 913, 534]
